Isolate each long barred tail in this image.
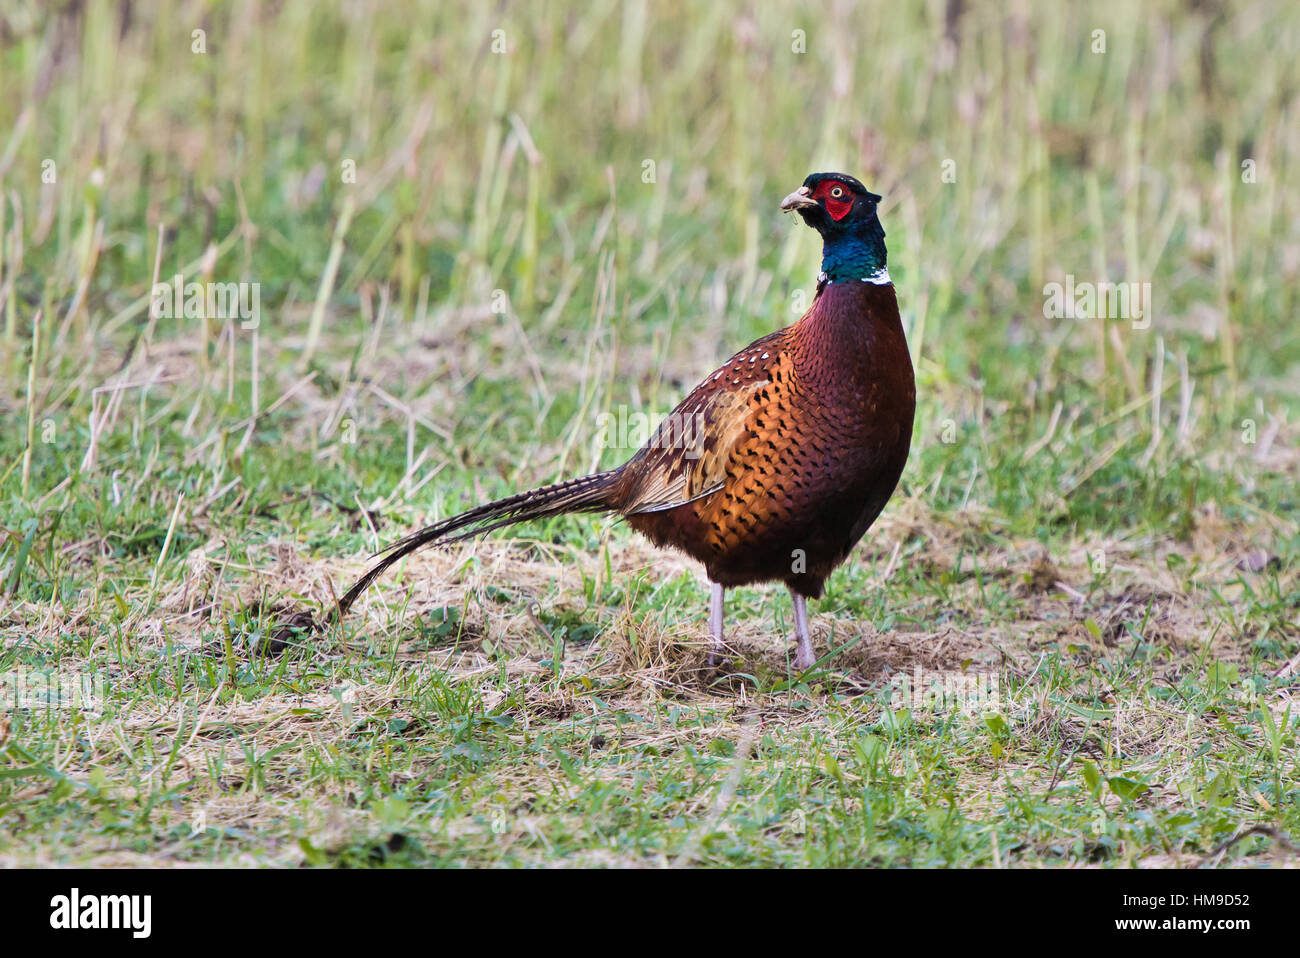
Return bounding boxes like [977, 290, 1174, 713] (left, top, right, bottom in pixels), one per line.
[336, 469, 622, 615]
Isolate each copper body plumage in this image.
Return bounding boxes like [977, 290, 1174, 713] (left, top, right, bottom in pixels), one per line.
[339, 172, 916, 671]
[622, 281, 914, 599]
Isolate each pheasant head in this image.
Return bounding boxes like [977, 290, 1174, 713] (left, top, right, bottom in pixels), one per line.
[780, 172, 888, 285]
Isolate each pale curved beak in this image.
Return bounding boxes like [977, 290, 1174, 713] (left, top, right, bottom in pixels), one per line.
[780, 186, 817, 211]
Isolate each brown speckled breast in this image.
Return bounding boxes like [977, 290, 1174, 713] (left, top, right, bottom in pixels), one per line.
[621, 281, 915, 598]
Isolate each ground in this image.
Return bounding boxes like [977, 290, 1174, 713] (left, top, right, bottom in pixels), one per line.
[0, 0, 1297, 866]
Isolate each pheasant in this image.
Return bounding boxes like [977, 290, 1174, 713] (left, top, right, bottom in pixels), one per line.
[338, 172, 916, 670]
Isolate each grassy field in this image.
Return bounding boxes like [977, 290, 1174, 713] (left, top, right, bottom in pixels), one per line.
[0, 0, 1297, 867]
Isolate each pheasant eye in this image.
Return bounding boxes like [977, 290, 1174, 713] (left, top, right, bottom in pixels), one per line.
[830, 186, 844, 198]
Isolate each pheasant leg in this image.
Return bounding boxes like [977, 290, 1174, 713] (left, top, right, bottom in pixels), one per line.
[708, 581, 725, 666]
[790, 589, 815, 671]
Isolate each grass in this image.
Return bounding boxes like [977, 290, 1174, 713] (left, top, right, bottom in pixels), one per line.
[0, 0, 1297, 867]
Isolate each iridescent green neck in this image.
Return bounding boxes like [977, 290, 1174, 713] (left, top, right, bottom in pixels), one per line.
[820, 217, 888, 284]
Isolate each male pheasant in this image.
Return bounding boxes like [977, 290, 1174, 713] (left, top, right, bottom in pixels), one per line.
[339, 172, 916, 670]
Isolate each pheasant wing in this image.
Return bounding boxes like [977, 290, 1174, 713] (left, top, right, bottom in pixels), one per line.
[619, 330, 787, 514]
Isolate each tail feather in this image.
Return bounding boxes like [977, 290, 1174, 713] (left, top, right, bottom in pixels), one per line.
[337, 469, 621, 615]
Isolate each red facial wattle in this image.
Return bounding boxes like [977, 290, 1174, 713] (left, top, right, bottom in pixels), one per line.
[813, 180, 854, 221]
